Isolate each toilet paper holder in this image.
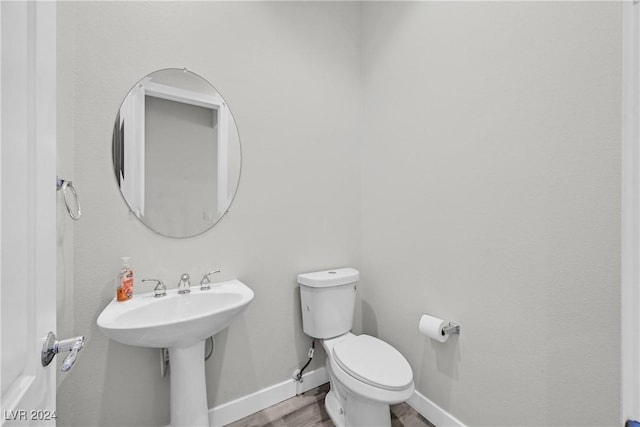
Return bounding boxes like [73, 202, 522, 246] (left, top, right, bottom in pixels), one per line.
[442, 322, 461, 335]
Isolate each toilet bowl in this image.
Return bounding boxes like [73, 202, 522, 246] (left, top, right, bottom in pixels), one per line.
[297, 268, 415, 427]
[322, 333, 414, 427]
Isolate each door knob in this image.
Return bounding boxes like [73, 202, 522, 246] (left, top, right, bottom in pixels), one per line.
[41, 332, 85, 372]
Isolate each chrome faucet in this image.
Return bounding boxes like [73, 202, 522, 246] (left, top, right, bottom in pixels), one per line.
[142, 279, 167, 298]
[177, 273, 191, 294]
[199, 269, 221, 290]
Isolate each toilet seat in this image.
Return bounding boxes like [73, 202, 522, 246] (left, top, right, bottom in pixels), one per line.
[332, 334, 413, 391]
[323, 333, 415, 405]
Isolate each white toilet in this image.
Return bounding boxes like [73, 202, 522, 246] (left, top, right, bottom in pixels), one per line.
[297, 268, 414, 427]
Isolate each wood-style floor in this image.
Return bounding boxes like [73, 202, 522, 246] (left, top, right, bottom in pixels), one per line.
[226, 383, 435, 427]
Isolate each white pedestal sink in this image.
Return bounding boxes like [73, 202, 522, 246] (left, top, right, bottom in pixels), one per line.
[97, 279, 254, 427]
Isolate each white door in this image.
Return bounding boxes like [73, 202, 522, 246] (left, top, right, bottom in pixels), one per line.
[0, 2, 58, 425]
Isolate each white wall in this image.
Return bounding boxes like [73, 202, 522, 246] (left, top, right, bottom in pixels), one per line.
[56, 2, 361, 426]
[56, 2, 76, 382]
[360, 2, 621, 426]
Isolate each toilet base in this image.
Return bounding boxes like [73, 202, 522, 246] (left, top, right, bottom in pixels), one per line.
[325, 390, 346, 427]
[324, 379, 392, 427]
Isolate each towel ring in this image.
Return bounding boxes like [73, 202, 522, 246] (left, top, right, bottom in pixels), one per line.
[57, 178, 82, 221]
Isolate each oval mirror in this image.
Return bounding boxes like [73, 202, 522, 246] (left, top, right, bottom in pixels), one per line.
[112, 69, 241, 238]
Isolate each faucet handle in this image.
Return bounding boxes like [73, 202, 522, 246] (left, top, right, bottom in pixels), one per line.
[200, 269, 221, 290]
[142, 279, 167, 298]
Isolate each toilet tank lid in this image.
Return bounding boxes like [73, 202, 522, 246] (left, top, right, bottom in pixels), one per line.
[297, 268, 359, 287]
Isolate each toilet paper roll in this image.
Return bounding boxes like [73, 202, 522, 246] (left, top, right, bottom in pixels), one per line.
[419, 314, 449, 343]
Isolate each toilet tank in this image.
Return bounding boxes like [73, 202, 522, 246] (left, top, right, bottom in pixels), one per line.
[297, 268, 359, 339]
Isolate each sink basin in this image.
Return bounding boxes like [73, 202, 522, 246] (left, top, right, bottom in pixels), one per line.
[97, 279, 254, 348]
[97, 279, 254, 427]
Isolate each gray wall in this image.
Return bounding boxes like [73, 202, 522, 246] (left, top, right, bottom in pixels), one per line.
[360, 2, 621, 426]
[57, 1, 623, 426]
[56, 2, 361, 426]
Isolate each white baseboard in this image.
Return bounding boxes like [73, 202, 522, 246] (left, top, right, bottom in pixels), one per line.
[407, 389, 466, 427]
[209, 367, 329, 427]
[207, 367, 463, 427]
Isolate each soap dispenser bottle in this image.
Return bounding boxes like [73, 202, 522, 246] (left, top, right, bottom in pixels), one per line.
[116, 256, 134, 302]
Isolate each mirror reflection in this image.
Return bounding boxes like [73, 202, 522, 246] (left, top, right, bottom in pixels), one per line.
[112, 69, 241, 238]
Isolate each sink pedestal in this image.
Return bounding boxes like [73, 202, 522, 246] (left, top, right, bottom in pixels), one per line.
[169, 341, 209, 427]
